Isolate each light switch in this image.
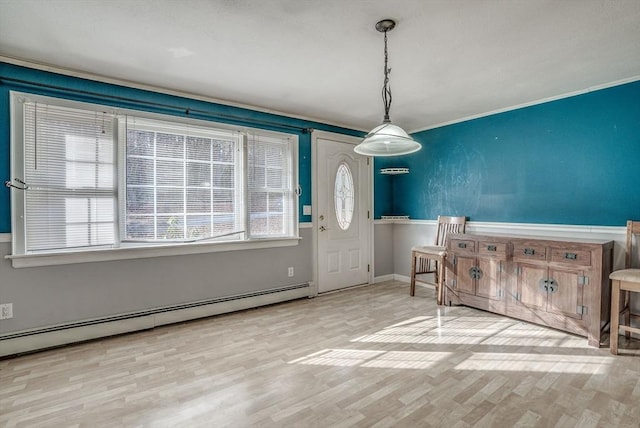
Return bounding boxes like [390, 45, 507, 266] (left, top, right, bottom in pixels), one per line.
[303, 205, 312, 216]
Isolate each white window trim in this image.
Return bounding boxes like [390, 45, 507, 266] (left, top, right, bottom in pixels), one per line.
[6, 237, 301, 268]
[8, 91, 300, 268]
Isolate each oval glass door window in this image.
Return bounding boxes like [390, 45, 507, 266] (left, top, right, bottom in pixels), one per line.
[335, 162, 355, 230]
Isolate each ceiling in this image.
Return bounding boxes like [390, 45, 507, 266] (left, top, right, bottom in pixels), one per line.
[1, 0, 639, 133]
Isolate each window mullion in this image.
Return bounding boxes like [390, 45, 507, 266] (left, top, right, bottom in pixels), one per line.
[242, 134, 249, 239]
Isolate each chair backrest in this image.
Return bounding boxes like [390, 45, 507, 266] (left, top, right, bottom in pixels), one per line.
[435, 216, 467, 246]
[626, 220, 640, 268]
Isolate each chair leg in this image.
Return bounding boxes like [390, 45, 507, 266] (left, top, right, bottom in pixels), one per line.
[623, 290, 631, 340]
[611, 280, 620, 355]
[410, 251, 417, 296]
[436, 261, 444, 305]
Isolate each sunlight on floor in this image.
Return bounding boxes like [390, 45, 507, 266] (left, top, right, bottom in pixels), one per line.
[350, 315, 587, 348]
[290, 312, 605, 373]
[289, 349, 452, 369]
[454, 352, 613, 374]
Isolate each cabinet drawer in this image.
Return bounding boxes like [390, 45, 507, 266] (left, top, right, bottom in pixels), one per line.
[450, 239, 476, 252]
[550, 248, 591, 266]
[478, 241, 507, 256]
[513, 244, 546, 261]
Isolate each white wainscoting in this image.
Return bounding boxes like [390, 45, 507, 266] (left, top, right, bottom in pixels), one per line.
[374, 219, 628, 279]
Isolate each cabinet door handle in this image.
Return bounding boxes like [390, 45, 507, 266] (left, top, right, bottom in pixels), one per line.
[564, 252, 577, 260]
[524, 248, 535, 256]
[487, 245, 497, 251]
[458, 242, 467, 248]
[539, 278, 549, 293]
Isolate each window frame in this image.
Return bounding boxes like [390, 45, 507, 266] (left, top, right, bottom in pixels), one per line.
[8, 91, 300, 268]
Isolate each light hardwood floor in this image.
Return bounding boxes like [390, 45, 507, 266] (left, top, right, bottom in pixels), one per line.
[1, 281, 639, 427]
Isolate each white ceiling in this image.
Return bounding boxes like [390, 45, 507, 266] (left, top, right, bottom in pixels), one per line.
[1, 0, 639, 132]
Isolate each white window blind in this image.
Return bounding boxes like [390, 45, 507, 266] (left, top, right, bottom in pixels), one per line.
[23, 102, 116, 252]
[123, 117, 243, 242]
[247, 133, 294, 238]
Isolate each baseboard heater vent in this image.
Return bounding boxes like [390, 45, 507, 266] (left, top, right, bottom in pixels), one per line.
[0, 283, 310, 357]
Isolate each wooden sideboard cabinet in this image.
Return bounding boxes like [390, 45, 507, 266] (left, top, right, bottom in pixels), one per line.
[444, 233, 614, 347]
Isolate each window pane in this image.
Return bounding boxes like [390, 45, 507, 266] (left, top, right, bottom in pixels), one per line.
[127, 157, 154, 185]
[156, 188, 184, 213]
[187, 136, 211, 161]
[127, 130, 154, 157]
[157, 215, 184, 239]
[127, 188, 154, 214]
[156, 133, 184, 158]
[212, 139, 235, 162]
[335, 162, 354, 231]
[186, 215, 211, 239]
[156, 160, 183, 185]
[187, 162, 211, 187]
[127, 216, 155, 239]
[187, 189, 211, 212]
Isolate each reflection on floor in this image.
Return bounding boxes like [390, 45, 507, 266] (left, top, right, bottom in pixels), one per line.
[1, 281, 639, 427]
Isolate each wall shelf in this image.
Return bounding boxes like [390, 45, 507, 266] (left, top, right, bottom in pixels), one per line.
[380, 167, 409, 175]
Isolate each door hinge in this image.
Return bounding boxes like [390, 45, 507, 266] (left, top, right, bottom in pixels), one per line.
[367, 157, 370, 165]
[577, 305, 587, 315]
[451, 279, 457, 288]
[497, 289, 503, 298]
[516, 266, 522, 275]
[578, 276, 588, 285]
[453, 256, 457, 266]
[515, 292, 521, 301]
[367, 264, 370, 272]
[367, 210, 370, 219]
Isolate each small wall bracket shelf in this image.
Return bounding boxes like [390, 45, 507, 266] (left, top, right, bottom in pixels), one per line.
[380, 167, 409, 175]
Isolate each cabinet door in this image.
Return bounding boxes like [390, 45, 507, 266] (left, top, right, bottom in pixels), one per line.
[516, 262, 547, 311]
[476, 258, 502, 300]
[453, 255, 476, 295]
[547, 268, 584, 320]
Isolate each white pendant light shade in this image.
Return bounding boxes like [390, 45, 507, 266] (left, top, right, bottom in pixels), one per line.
[354, 19, 422, 157]
[354, 122, 422, 156]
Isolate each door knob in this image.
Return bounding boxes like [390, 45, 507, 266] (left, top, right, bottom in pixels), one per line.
[319, 226, 326, 232]
[319, 215, 324, 221]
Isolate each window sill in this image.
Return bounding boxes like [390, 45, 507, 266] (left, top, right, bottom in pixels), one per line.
[6, 237, 301, 268]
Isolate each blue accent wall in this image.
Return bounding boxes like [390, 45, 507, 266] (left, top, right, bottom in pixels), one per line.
[0, 62, 362, 233]
[375, 81, 640, 226]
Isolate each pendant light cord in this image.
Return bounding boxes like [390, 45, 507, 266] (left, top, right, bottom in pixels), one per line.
[381, 29, 392, 123]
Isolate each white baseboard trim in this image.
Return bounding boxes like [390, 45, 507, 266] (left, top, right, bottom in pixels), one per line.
[394, 274, 410, 283]
[0, 233, 10, 243]
[374, 274, 395, 283]
[0, 284, 309, 357]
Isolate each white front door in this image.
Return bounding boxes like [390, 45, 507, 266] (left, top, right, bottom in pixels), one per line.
[313, 131, 371, 293]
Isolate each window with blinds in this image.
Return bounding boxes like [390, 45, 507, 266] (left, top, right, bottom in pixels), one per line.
[10, 92, 298, 256]
[122, 117, 243, 242]
[248, 134, 295, 238]
[23, 102, 116, 252]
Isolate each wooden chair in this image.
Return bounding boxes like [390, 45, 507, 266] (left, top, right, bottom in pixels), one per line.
[610, 220, 640, 355]
[410, 216, 466, 305]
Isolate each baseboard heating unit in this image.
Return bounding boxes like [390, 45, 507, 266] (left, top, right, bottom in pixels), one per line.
[0, 283, 310, 357]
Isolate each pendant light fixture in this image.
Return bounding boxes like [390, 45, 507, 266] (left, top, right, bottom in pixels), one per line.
[354, 19, 422, 157]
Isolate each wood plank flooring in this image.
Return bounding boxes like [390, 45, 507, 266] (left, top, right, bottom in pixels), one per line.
[1, 281, 639, 427]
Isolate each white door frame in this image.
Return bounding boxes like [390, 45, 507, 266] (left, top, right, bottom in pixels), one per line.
[311, 130, 374, 296]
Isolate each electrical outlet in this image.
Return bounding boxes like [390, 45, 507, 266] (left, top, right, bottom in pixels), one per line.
[288, 267, 294, 277]
[0, 303, 13, 320]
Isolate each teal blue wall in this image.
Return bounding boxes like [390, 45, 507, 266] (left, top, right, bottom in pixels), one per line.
[375, 81, 640, 226]
[0, 62, 362, 233]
